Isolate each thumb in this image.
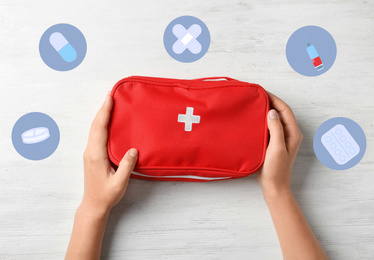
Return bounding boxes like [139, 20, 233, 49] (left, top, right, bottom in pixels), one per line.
[115, 148, 138, 184]
[267, 110, 285, 148]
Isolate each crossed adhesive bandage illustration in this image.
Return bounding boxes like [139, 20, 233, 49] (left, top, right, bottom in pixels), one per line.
[172, 24, 202, 54]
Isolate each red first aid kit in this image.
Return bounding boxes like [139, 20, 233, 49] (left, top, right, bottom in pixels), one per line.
[108, 76, 269, 182]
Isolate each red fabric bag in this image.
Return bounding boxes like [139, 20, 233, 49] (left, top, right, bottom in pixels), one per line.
[108, 76, 269, 182]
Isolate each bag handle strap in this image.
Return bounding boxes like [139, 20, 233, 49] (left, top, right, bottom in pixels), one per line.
[193, 77, 238, 82]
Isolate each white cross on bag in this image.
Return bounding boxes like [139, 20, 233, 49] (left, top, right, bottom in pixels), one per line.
[177, 107, 201, 132]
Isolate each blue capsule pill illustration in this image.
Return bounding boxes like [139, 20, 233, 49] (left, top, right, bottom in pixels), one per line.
[49, 32, 77, 62]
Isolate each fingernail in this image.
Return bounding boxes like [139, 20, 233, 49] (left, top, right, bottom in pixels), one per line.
[128, 148, 138, 158]
[104, 92, 111, 103]
[269, 110, 278, 119]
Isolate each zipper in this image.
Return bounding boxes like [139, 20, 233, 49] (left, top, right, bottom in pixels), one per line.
[131, 171, 232, 181]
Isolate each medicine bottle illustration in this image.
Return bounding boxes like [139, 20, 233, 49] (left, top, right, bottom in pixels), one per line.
[301, 29, 324, 71]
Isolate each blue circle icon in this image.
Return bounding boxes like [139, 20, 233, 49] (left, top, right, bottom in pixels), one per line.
[313, 117, 366, 170]
[163, 16, 210, 63]
[12, 112, 60, 160]
[39, 23, 87, 71]
[286, 26, 337, 77]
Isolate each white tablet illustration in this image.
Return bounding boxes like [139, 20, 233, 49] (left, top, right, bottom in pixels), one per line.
[21, 127, 50, 144]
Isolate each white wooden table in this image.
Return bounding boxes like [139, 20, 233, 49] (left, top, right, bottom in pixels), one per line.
[1, 0, 373, 259]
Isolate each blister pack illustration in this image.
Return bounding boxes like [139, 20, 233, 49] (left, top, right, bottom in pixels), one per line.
[321, 124, 360, 165]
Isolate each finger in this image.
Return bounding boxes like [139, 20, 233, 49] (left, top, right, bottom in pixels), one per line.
[267, 92, 301, 150]
[267, 109, 286, 148]
[115, 148, 138, 186]
[87, 93, 113, 153]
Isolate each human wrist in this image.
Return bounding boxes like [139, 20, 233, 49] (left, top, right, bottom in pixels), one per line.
[261, 185, 293, 204]
[78, 199, 111, 220]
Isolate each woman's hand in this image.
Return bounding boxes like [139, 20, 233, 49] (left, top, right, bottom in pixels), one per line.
[258, 92, 303, 198]
[66, 93, 138, 260]
[257, 92, 328, 260]
[82, 93, 138, 213]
